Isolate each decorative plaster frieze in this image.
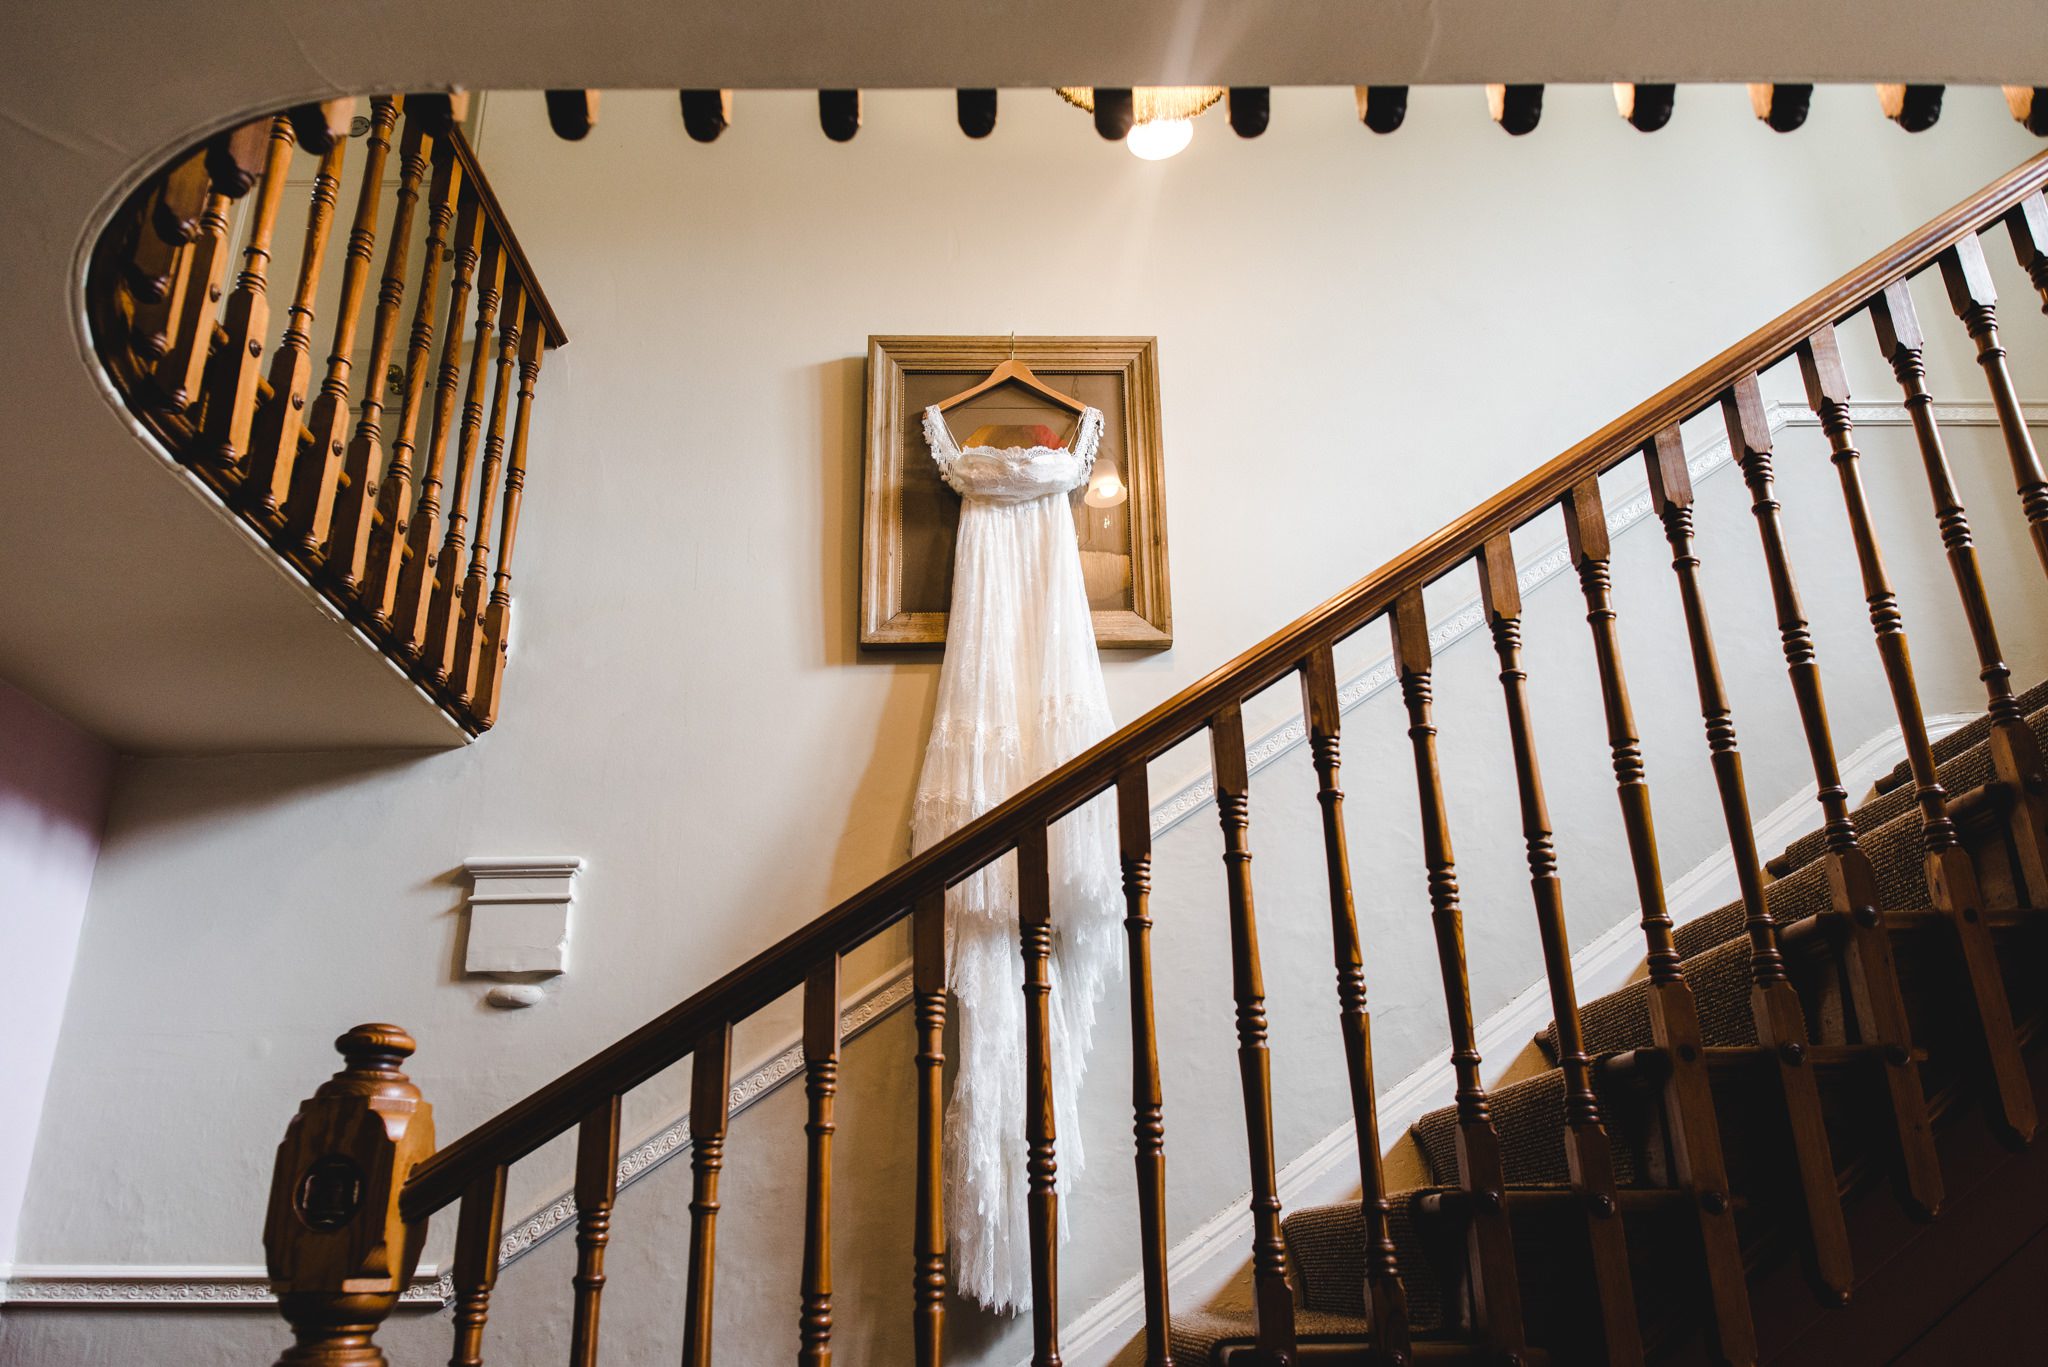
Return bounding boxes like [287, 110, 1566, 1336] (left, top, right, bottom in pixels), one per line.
[0, 1264, 448, 1308]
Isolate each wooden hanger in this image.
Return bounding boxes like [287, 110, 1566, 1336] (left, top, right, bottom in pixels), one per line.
[935, 334, 1087, 416]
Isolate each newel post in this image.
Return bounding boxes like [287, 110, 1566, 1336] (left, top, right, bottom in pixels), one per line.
[264, 1024, 438, 1365]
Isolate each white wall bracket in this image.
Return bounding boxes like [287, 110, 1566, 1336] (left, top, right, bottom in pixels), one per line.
[462, 856, 582, 1007]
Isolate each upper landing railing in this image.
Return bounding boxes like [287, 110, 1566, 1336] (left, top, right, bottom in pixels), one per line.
[261, 147, 2048, 1367]
[86, 95, 565, 733]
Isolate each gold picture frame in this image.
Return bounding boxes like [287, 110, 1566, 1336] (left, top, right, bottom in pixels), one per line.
[861, 335, 1171, 649]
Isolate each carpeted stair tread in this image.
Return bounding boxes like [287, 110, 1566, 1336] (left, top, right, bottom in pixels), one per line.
[1673, 795, 1934, 963]
[1410, 1068, 1640, 1189]
[1284, 1188, 1449, 1329]
[1540, 934, 1758, 1062]
[1168, 1306, 1377, 1364]
[1870, 677, 2048, 797]
[1775, 692, 2048, 878]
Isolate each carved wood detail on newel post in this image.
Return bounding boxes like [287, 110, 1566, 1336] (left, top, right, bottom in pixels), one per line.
[264, 1025, 436, 1367]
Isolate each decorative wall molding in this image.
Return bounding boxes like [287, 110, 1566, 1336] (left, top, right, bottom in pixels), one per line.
[0, 1264, 448, 1308]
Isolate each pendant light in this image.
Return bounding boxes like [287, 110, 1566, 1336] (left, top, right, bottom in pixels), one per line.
[1057, 86, 1224, 160]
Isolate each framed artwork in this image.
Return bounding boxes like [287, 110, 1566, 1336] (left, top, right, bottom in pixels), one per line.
[861, 335, 1171, 649]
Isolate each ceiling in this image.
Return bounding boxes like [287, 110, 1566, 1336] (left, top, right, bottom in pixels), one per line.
[3, 1, 2045, 751]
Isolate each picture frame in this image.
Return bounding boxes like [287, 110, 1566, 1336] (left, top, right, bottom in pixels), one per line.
[861, 334, 1172, 649]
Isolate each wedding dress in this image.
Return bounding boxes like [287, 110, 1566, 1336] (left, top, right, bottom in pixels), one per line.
[910, 403, 1123, 1313]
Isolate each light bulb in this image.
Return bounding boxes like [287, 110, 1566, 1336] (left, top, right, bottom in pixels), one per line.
[1126, 118, 1193, 161]
[1084, 471, 1128, 508]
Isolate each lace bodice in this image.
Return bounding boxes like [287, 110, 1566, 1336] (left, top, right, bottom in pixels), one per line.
[922, 404, 1103, 503]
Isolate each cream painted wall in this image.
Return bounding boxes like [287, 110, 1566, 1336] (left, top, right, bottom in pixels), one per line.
[0, 680, 113, 1268]
[10, 84, 2048, 1365]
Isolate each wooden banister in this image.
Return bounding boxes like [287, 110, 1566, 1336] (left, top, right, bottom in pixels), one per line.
[399, 150, 2048, 1220]
[85, 97, 564, 737]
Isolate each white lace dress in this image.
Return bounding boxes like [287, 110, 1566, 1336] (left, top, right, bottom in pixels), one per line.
[910, 404, 1123, 1313]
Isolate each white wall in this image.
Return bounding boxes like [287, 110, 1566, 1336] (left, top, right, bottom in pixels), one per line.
[0, 680, 112, 1269]
[9, 83, 2048, 1365]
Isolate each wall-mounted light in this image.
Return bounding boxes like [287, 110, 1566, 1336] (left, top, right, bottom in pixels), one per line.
[1084, 469, 1129, 508]
[1057, 86, 1223, 160]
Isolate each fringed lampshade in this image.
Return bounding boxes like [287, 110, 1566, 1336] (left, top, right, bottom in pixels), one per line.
[1055, 86, 1226, 122]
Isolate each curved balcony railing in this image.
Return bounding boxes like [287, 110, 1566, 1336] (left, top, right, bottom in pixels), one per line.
[86, 95, 565, 733]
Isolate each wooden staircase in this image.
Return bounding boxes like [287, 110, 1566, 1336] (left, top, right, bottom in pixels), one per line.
[258, 151, 2048, 1367]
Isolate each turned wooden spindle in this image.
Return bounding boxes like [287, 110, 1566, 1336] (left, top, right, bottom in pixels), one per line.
[423, 236, 508, 685]
[204, 118, 272, 201]
[1476, 536, 1642, 1365]
[197, 114, 295, 475]
[1208, 704, 1298, 1365]
[1298, 646, 1408, 1359]
[1940, 234, 2048, 576]
[2008, 192, 2048, 311]
[122, 173, 188, 309]
[910, 889, 947, 1367]
[244, 136, 346, 527]
[152, 189, 233, 411]
[285, 95, 400, 561]
[1720, 372, 1942, 1220]
[149, 148, 214, 249]
[1018, 823, 1064, 1367]
[447, 1166, 508, 1367]
[264, 1024, 437, 1367]
[472, 321, 547, 729]
[329, 111, 428, 597]
[1796, 329, 2037, 1146]
[1114, 766, 1176, 1367]
[1643, 424, 1854, 1303]
[681, 1024, 732, 1367]
[799, 959, 841, 1366]
[1389, 589, 1525, 1358]
[364, 137, 462, 626]
[1561, 482, 1755, 1363]
[568, 1097, 620, 1367]
[127, 170, 196, 365]
[452, 283, 526, 705]
[390, 191, 486, 658]
[291, 98, 359, 155]
[1871, 285, 2048, 905]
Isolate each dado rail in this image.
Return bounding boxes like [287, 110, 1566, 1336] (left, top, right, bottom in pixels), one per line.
[87, 96, 566, 733]
[263, 150, 2048, 1367]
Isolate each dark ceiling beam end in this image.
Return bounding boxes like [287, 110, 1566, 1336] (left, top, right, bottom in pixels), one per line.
[544, 90, 600, 141]
[2008, 86, 2048, 136]
[1880, 83, 1944, 132]
[680, 90, 730, 143]
[1094, 88, 1135, 141]
[1228, 87, 1270, 138]
[820, 89, 861, 142]
[957, 89, 997, 138]
[1616, 82, 1675, 132]
[1356, 85, 1407, 134]
[1490, 84, 1543, 136]
[1749, 83, 1812, 133]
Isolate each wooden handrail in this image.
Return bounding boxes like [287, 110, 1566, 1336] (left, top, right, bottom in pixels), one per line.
[400, 147, 2048, 1220]
[85, 99, 564, 737]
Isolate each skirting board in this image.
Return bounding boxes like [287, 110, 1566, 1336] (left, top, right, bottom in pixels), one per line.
[7, 399, 2031, 1310]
